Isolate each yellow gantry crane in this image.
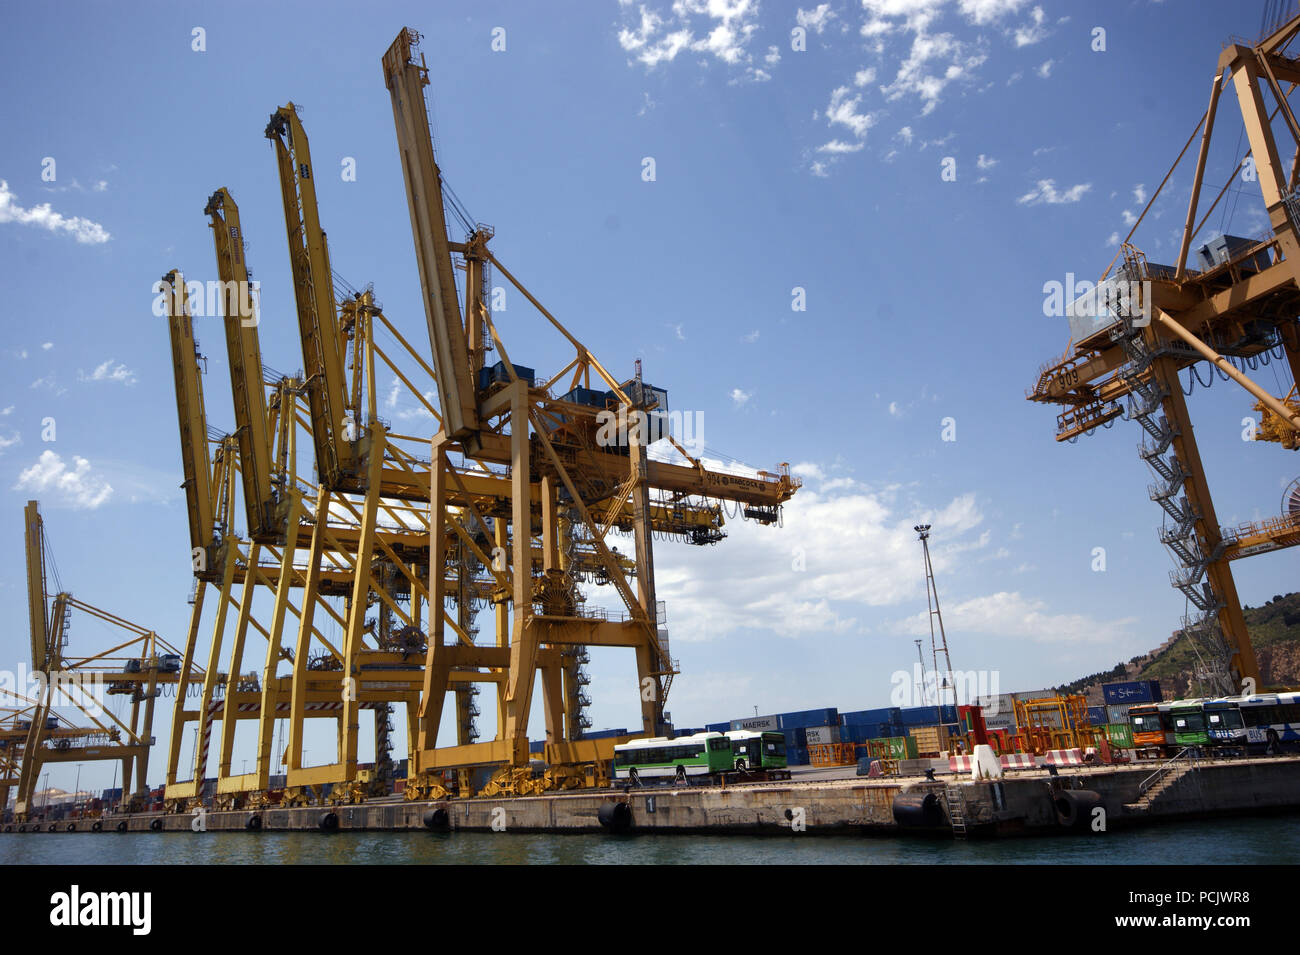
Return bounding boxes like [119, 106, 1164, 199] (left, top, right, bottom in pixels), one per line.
[148, 26, 798, 807]
[1029, 12, 1300, 695]
[11, 501, 194, 820]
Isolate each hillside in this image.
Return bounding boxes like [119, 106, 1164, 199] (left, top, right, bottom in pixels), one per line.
[1057, 592, 1300, 700]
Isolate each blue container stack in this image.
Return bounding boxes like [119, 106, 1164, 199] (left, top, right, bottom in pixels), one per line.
[940, 704, 958, 724]
[778, 708, 837, 765]
[1087, 705, 1107, 726]
[900, 706, 941, 727]
[1101, 680, 1162, 705]
[579, 728, 628, 740]
[705, 722, 730, 734]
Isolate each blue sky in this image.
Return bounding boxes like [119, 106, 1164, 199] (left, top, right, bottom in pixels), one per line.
[2, 0, 1297, 792]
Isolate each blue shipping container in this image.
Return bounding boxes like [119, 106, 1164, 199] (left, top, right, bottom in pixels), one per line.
[779, 708, 839, 729]
[1102, 680, 1161, 705]
[940, 705, 958, 724]
[841, 707, 902, 726]
[705, 722, 730, 734]
[900, 706, 941, 726]
[1087, 706, 1107, 725]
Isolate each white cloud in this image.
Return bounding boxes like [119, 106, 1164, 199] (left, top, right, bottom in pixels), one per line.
[93, 180, 108, 193]
[14, 450, 113, 509]
[977, 154, 998, 169]
[854, 67, 877, 87]
[1121, 208, 1137, 226]
[730, 387, 752, 408]
[0, 180, 110, 244]
[898, 126, 915, 145]
[796, 3, 835, 33]
[1106, 231, 1120, 245]
[1012, 5, 1047, 46]
[0, 406, 12, 416]
[888, 401, 903, 417]
[1036, 58, 1054, 78]
[0, 432, 19, 454]
[957, 0, 1027, 25]
[79, 359, 136, 386]
[30, 374, 65, 396]
[764, 44, 781, 66]
[1016, 179, 1091, 205]
[894, 591, 1136, 645]
[647, 479, 988, 642]
[825, 85, 875, 139]
[817, 139, 866, 154]
[1133, 183, 1147, 204]
[41, 342, 53, 351]
[616, 0, 762, 73]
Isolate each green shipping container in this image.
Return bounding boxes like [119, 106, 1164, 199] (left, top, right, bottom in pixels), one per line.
[868, 736, 918, 760]
[1105, 723, 1133, 749]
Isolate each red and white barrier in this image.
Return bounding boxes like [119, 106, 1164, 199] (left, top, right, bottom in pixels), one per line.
[948, 755, 974, 773]
[1043, 748, 1084, 766]
[999, 754, 1036, 770]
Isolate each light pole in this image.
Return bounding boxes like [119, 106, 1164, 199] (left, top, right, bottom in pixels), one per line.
[74, 763, 82, 818]
[914, 639, 926, 705]
[915, 524, 956, 707]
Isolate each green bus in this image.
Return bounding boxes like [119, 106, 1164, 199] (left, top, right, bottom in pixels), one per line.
[1169, 699, 1211, 749]
[613, 732, 734, 782]
[725, 730, 787, 770]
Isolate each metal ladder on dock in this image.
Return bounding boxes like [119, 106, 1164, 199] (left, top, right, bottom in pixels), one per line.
[944, 784, 967, 839]
[1123, 747, 1199, 812]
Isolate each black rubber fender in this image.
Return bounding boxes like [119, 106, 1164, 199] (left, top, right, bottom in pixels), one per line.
[65, 823, 76, 832]
[2, 824, 12, 833]
[1054, 788, 1104, 830]
[597, 801, 634, 833]
[318, 811, 339, 832]
[113, 821, 124, 833]
[149, 817, 163, 832]
[245, 814, 262, 831]
[47, 823, 57, 832]
[422, 808, 449, 831]
[892, 790, 946, 829]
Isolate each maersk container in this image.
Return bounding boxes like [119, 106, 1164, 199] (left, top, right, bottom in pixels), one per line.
[731, 714, 781, 733]
[805, 725, 840, 745]
[900, 706, 941, 727]
[841, 707, 902, 726]
[1102, 680, 1161, 705]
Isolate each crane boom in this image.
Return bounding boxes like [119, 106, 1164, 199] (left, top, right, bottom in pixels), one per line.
[265, 104, 356, 488]
[162, 269, 216, 558]
[24, 500, 49, 672]
[204, 188, 279, 541]
[382, 29, 479, 443]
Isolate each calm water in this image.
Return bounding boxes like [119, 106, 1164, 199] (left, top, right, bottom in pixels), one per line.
[3, 814, 1299, 864]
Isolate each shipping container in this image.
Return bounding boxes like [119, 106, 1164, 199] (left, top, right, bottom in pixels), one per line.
[579, 728, 629, 740]
[1101, 680, 1162, 705]
[1105, 722, 1134, 749]
[867, 736, 918, 761]
[975, 693, 1016, 719]
[939, 704, 958, 724]
[784, 727, 807, 748]
[704, 722, 730, 734]
[804, 725, 840, 745]
[1013, 689, 1056, 702]
[785, 746, 810, 766]
[777, 708, 839, 729]
[841, 707, 902, 726]
[900, 706, 941, 727]
[731, 714, 781, 732]
[1106, 703, 1133, 724]
[1087, 706, 1107, 726]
